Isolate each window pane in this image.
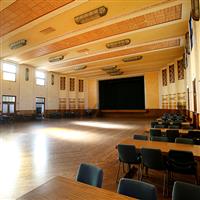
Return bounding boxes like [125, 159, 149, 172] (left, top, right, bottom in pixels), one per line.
[2, 104, 8, 113]
[3, 72, 16, 81]
[3, 63, 16, 73]
[36, 97, 45, 103]
[36, 78, 45, 86]
[36, 71, 45, 79]
[2, 96, 15, 102]
[9, 104, 15, 113]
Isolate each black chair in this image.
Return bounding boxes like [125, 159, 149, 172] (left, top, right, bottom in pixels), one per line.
[133, 134, 148, 141]
[141, 148, 167, 196]
[151, 136, 168, 142]
[154, 124, 166, 128]
[168, 125, 180, 129]
[172, 181, 200, 200]
[150, 129, 162, 137]
[187, 131, 200, 145]
[166, 129, 179, 143]
[175, 137, 194, 144]
[116, 144, 141, 182]
[167, 150, 198, 184]
[76, 163, 103, 188]
[117, 178, 157, 200]
[151, 121, 158, 128]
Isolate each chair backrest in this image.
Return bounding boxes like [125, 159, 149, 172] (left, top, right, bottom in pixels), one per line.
[168, 150, 195, 165]
[117, 178, 157, 200]
[175, 137, 194, 144]
[133, 134, 148, 141]
[76, 163, 103, 188]
[168, 125, 180, 129]
[117, 144, 139, 164]
[150, 129, 162, 137]
[141, 148, 165, 170]
[154, 124, 166, 128]
[172, 181, 200, 200]
[166, 129, 179, 142]
[151, 136, 168, 142]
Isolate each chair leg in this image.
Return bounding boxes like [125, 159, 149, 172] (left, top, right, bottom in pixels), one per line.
[137, 164, 141, 180]
[116, 161, 121, 183]
[163, 172, 167, 197]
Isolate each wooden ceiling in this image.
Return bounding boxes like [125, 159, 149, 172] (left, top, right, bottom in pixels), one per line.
[0, 0, 190, 79]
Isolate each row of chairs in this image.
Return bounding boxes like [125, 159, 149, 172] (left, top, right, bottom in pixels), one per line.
[161, 113, 186, 121]
[116, 144, 198, 196]
[118, 179, 200, 200]
[77, 163, 200, 200]
[150, 129, 200, 144]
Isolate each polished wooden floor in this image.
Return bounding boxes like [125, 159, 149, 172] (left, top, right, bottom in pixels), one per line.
[0, 117, 195, 200]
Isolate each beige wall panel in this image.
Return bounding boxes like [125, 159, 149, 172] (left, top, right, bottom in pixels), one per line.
[145, 72, 159, 109]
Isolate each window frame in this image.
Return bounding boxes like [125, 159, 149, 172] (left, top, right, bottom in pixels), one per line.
[35, 70, 45, 86]
[2, 62, 17, 82]
[2, 95, 16, 114]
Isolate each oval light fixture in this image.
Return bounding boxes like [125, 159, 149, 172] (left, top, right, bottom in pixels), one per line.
[74, 6, 108, 24]
[106, 39, 131, 49]
[122, 55, 143, 62]
[48, 55, 64, 63]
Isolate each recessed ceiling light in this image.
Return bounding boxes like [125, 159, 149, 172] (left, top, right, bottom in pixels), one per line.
[9, 39, 27, 49]
[74, 6, 108, 24]
[48, 55, 64, 63]
[106, 39, 131, 49]
[122, 55, 143, 62]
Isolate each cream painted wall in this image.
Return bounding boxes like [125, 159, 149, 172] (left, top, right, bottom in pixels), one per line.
[145, 71, 159, 109]
[0, 62, 59, 112]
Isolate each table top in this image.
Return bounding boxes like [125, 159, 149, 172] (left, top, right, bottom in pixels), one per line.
[17, 176, 136, 200]
[145, 128, 200, 135]
[120, 138, 200, 160]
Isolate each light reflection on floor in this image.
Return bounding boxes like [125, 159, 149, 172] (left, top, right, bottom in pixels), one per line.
[71, 121, 137, 129]
[0, 139, 21, 196]
[40, 127, 100, 142]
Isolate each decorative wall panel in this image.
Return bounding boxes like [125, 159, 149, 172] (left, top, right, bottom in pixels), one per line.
[169, 94, 176, 109]
[60, 77, 66, 90]
[169, 64, 175, 83]
[177, 92, 186, 110]
[59, 98, 66, 110]
[69, 98, 76, 109]
[162, 95, 168, 109]
[79, 80, 84, 92]
[162, 69, 167, 86]
[177, 59, 184, 80]
[70, 78, 75, 91]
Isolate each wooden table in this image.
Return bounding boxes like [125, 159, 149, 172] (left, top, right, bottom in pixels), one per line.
[17, 176, 136, 200]
[119, 138, 200, 160]
[145, 128, 200, 135]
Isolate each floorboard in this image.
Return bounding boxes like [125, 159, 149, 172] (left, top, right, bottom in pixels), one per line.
[0, 117, 195, 200]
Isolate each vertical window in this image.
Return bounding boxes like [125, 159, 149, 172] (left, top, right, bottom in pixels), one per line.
[25, 68, 29, 81]
[79, 80, 84, 92]
[2, 62, 17, 81]
[2, 96, 16, 114]
[36, 71, 45, 86]
[70, 78, 75, 91]
[60, 77, 66, 90]
[51, 74, 54, 85]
